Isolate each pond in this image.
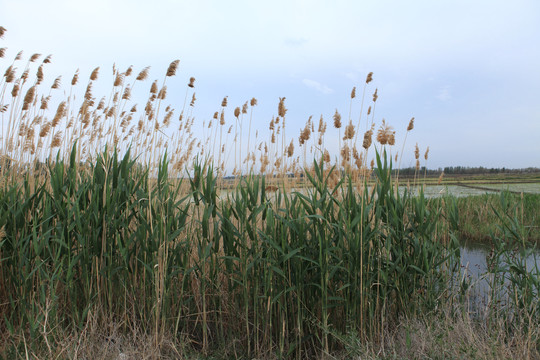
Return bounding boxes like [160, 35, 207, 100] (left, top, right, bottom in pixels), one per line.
[457, 241, 539, 315]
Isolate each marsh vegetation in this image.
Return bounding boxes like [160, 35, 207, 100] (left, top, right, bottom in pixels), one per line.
[0, 26, 538, 359]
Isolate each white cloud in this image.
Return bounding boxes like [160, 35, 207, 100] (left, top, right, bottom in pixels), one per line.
[437, 86, 451, 101]
[284, 37, 309, 47]
[302, 79, 334, 94]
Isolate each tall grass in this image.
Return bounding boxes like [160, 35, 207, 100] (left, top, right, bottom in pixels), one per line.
[0, 145, 462, 358]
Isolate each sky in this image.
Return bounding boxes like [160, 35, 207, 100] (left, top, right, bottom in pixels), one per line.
[1, 0, 540, 169]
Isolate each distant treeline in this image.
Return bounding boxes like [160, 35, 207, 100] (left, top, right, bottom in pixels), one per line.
[395, 166, 540, 176]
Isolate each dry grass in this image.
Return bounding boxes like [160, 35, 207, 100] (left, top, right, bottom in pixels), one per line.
[0, 26, 429, 191]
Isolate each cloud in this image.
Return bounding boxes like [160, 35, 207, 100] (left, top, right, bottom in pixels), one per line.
[284, 37, 309, 47]
[437, 86, 451, 101]
[302, 79, 334, 94]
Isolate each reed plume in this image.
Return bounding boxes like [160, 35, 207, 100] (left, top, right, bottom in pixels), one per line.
[407, 117, 415, 131]
[366, 72, 373, 84]
[22, 86, 36, 111]
[51, 76, 61, 89]
[90, 67, 100, 81]
[136, 66, 150, 81]
[166, 60, 180, 77]
[71, 69, 79, 85]
[278, 97, 287, 117]
[376, 119, 393, 146]
[29, 53, 41, 62]
[362, 126, 374, 150]
[36, 65, 44, 84]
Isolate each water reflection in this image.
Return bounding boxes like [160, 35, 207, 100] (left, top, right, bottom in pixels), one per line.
[457, 241, 539, 316]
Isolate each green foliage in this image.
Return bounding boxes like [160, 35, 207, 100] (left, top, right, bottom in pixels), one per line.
[0, 146, 504, 359]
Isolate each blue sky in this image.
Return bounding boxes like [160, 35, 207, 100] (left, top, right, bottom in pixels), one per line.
[2, 0, 539, 169]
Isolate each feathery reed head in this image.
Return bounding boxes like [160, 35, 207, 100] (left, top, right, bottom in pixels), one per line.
[414, 143, 419, 159]
[71, 69, 79, 86]
[242, 101, 248, 114]
[299, 121, 311, 145]
[372, 88, 378, 102]
[36, 65, 44, 84]
[278, 97, 287, 117]
[122, 87, 131, 100]
[114, 72, 124, 87]
[5, 66, 16, 83]
[51, 131, 63, 148]
[424, 146, 429, 161]
[150, 80, 158, 94]
[221, 96, 228, 107]
[318, 115, 327, 133]
[333, 109, 342, 128]
[234, 106, 241, 118]
[84, 82, 93, 101]
[166, 60, 180, 77]
[90, 67, 100, 81]
[351, 86, 356, 99]
[29, 53, 41, 62]
[97, 97, 105, 110]
[11, 82, 20, 97]
[22, 86, 36, 111]
[39, 122, 51, 138]
[220, 110, 225, 125]
[388, 131, 395, 146]
[125, 65, 133, 77]
[287, 140, 294, 157]
[366, 72, 373, 84]
[407, 117, 415, 131]
[0, 26, 6, 39]
[344, 121, 355, 140]
[323, 149, 330, 163]
[158, 85, 167, 99]
[250, 97, 258, 106]
[21, 69, 29, 82]
[51, 76, 61, 89]
[40, 95, 50, 110]
[341, 144, 350, 162]
[0, 48, 6, 58]
[42, 54, 52, 63]
[362, 125, 374, 150]
[190, 93, 196, 107]
[376, 119, 394, 145]
[188, 77, 195, 88]
[136, 66, 150, 81]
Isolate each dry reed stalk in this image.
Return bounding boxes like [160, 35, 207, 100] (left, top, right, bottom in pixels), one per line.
[246, 98, 257, 173]
[396, 117, 415, 186]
